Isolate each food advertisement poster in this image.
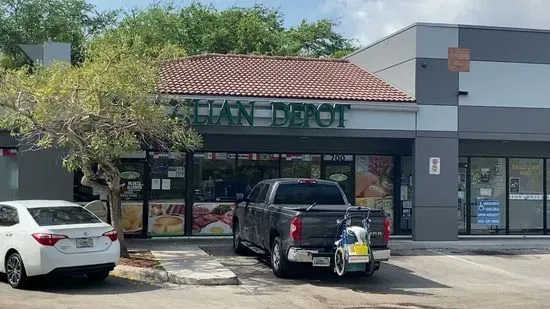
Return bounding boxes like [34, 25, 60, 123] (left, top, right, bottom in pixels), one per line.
[193, 203, 234, 235]
[121, 203, 143, 234]
[355, 156, 394, 232]
[148, 203, 185, 236]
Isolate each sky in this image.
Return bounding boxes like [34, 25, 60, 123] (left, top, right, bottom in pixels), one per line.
[87, 0, 550, 47]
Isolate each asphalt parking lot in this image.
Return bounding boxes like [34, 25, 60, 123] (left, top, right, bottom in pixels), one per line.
[202, 245, 550, 309]
[1, 247, 550, 309]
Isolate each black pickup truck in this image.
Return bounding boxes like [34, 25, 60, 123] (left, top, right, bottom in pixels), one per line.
[232, 178, 391, 278]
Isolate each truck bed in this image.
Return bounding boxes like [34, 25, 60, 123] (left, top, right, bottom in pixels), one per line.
[283, 205, 388, 249]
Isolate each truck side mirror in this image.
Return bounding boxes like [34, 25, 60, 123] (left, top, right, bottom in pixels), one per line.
[236, 198, 250, 205]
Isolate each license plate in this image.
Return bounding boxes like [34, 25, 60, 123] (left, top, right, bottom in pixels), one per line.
[76, 238, 94, 248]
[312, 257, 330, 267]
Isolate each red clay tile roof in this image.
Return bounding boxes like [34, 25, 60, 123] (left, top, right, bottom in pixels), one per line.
[158, 54, 414, 102]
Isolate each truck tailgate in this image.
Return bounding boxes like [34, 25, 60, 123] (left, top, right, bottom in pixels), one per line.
[299, 209, 387, 249]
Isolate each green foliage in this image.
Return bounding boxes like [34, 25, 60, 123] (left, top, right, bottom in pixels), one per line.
[0, 1, 356, 69]
[0, 0, 117, 68]
[283, 20, 357, 58]
[116, 2, 356, 57]
[0, 33, 202, 178]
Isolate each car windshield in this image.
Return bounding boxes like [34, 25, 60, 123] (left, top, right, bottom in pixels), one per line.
[28, 206, 101, 226]
[274, 183, 346, 205]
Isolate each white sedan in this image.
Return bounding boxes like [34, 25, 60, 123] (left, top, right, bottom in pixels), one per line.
[0, 200, 120, 289]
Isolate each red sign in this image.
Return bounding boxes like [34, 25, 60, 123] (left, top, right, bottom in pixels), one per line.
[0, 149, 17, 157]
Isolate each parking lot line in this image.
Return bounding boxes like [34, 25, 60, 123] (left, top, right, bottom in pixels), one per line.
[426, 249, 518, 276]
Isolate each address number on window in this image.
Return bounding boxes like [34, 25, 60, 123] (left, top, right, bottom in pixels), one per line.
[325, 155, 353, 162]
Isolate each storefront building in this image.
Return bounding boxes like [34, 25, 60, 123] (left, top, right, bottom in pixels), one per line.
[81, 54, 422, 239]
[6, 24, 550, 241]
[347, 22, 550, 239]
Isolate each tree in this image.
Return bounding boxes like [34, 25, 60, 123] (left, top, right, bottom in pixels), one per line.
[282, 20, 357, 58]
[0, 0, 117, 68]
[0, 31, 202, 257]
[116, 2, 357, 58]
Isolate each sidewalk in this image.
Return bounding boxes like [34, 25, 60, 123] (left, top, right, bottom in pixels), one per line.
[129, 236, 550, 251]
[390, 238, 550, 251]
[126, 239, 238, 285]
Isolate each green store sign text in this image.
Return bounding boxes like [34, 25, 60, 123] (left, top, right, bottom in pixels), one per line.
[171, 99, 351, 128]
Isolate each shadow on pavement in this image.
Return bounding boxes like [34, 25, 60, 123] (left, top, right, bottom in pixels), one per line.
[201, 245, 449, 297]
[0, 275, 160, 295]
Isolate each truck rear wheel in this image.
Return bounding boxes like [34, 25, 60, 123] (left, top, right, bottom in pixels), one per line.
[363, 252, 378, 277]
[233, 221, 247, 255]
[271, 237, 292, 278]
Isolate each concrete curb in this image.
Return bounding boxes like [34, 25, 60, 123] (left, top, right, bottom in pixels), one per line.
[111, 265, 239, 286]
[167, 272, 239, 286]
[111, 265, 168, 284]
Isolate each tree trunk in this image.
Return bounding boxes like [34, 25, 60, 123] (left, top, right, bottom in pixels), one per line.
[108, 189, 130, 258]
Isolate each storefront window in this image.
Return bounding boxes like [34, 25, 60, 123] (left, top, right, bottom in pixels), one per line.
[400, 156, 413, 233]
[73, 169, 100, 202]
[237, 153, 280, 193]
[192, 152, 236, 236]
[355, 155, 394, 233]
[148, 152, 186, 237]
[470, 158, 506, 234]
[281, 154, 321, 179]
[0, 149, 18, 201]
[119, 159, 146, 235]
[509, 158, 543, 232]
[73, 169, 109, 223]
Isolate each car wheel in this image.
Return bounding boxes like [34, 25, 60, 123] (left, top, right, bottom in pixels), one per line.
[233, 221, 247, 255]
[6, 252, 28, 289]
[271, 237, 292, 278]
[87, 270, 110, 282]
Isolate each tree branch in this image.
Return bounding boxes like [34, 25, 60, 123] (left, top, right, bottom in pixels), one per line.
[81, 173, 109, 194]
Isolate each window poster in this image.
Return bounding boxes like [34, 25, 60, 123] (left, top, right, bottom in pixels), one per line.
[510, 177, 520, 194]
[121, 202, 143, 235]
[192, 203, 234, 235]
[355, 156, 394, 232]
[119, 160, 145, 234]
[481, 168, 490, 182]
[148, 203, 185, 236]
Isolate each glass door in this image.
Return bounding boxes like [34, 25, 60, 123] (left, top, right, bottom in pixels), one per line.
[458, 159, 468, 234]
[400, 156, 413, 234]
[322, 155, 354, 203]
[470, 157, 506, 234]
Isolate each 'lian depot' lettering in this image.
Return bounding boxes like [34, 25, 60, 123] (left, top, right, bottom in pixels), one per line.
[170, 99, 350, 128]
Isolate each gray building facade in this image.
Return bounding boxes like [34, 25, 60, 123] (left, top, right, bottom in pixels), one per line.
[0, 42, 73, 203]
[347, 23, 550, 240]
